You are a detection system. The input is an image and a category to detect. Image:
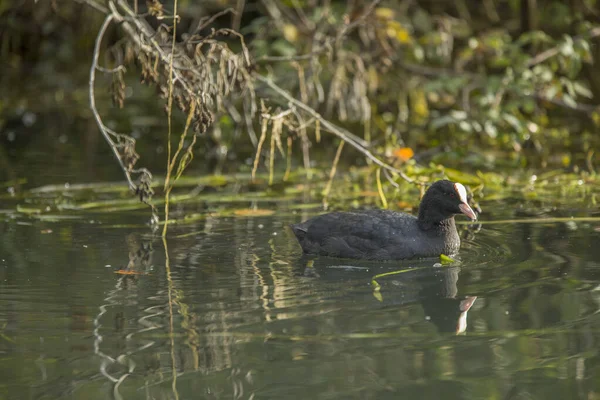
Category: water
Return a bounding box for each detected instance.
[2,202,600,400]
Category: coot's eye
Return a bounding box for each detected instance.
[449,192,455,198]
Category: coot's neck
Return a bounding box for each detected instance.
[417,197,457,232]
[417,215,456,232]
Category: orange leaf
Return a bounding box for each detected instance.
[393,147,414,161]
[233,209,275,217]
[396,201,413,209]
[114,270,147,275]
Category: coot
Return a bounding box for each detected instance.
[291,180,477,260]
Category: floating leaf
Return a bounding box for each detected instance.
[440,254,455,264]
[371,280,383,302]
[16,205,42,214]
[373,291,383,302]
[233,209,276,217]
[114,270,148,275]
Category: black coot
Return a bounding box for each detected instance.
[291,180,477,260]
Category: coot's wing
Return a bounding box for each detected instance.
[291,211,417,259]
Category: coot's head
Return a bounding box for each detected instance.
[418,180,477,224]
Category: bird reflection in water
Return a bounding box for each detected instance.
[300,258,477,335]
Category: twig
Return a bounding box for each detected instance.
[586,150,595,175]
[76,0,109,14]
[96,64,126,73]
[258,49,329,63]
[255,74,420,185]
[526,27,600,68]
[89,15,136,191]
[291,107,312,178]
[322,140,345,208]
[183,7,236,46]
[283,135,292,181]
[162,0,180,237]
[456,217,600,225]
[252,115,269,182]
[336,0,382,44]
[399,61,476,79]
[383,168,400,188]
[376,167,388,209]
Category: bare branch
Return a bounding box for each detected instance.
[89,15,136,191]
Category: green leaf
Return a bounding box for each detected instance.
[562,94,578,109]
[430,115,457,131]
[440,254,456,264]
[545,84,559,99]
[560,35,575,57]
[502,113,523,132]
[574,82,593,99]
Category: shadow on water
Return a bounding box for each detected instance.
[1,205,600,399]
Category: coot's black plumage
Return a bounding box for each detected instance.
[291,180,477,260]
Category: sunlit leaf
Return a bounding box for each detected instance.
[396,201,413,209]
[430,115,456,131]
[393,147,414,161]
[516,31,553,46]
[373,291,383,302]
[502,113,523,132]
[396,28,412,44]
[573,82,593,99]
[233,209,276,217]
[443,168,481,186]
[282,24,298,43]
[561,94,578,108]
[440,254,455,264]
[386,21,412,44]
[358,191,380,197]
[375,7,395,19]
[371,279,383,302]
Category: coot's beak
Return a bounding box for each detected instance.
[453,182,477,221]
[459,202,477,220]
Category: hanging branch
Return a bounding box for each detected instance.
[254,74,420,185]
[89,15,133,190]
[89,13,157,223]
[85,0,423,225]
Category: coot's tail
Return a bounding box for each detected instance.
[289,223,308,241]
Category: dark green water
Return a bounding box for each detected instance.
[2,198,600,400]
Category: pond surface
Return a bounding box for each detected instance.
[2,189,600,400]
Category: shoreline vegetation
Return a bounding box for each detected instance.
[1,0,599,228]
